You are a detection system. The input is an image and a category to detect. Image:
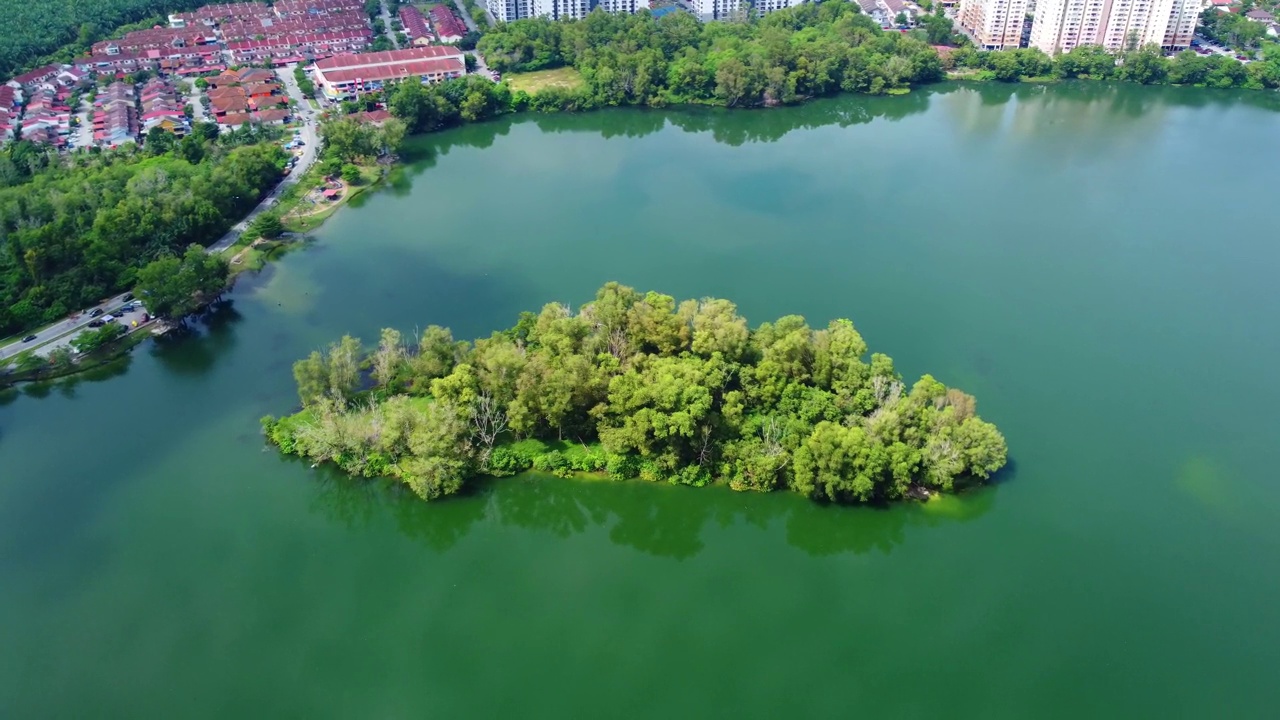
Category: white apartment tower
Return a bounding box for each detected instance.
[755,0,808,14]
[598,0,651,12]
[492,0,593,22]
[691,0,743,21]
[1029,0,1200,53]
[957,0,1031,50]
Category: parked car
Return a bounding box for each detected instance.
[22,334,36,342]
[90,308,104,317]
[102,315,116,323]
[119,304,134,313]
[88,319,105,328]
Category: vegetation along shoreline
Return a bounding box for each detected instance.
[262,283,1009,503]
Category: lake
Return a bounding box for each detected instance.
[3,82,1280,717]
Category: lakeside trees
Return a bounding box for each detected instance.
[0,128,286,335]
[477,5,945,108]
[134,244,229,320]
[263,284,1008,504]
[950,41,1280,90]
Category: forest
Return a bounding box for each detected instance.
[476,5,1280,108]
[477,4,946,107]
[0,0,206,78]
[0,124,287,335]
[262,284,1009,504]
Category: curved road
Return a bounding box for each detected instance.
[2,65,320,364]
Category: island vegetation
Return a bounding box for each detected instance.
[0,123,287,335]
[262,284,1008,504]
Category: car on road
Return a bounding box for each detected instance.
[90,308,104,317]
[123,293,133,301]
[22,334,36,342]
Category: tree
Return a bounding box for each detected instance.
[134,245,229,321]
[341,164,362,185]
[371,327,406,389]
[71,323,124,355]
[249,212,284,239]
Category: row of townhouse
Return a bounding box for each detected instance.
[218,9,369,43]
[0,86,18,140]
[92,27,218,57]
[140,77,189,136]
[75,46,226,78]
[399,6,432,43]
[310,46,467,101]
[428,6,467,44]
[93,82,139,148]
[0,65,90,145]
[273,0,365,17]
[205,67,290,129]
[21,88,73,148]
[225,29,373,66]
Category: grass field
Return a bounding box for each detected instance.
[506,67,585,94]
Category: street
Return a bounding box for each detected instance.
[189,80,208,123]
[452,0,479,33]
[379,0,401,49]
[2,64,322,365]
[206,64,319,254]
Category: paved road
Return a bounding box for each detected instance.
[0,293,132,362]
[73,97,93,150]
[33,304,153,359]
[453,0,480,33]
[189,81,208,123]
[2,66,322,365]
[206,66,319,254]
[379,0,400,49]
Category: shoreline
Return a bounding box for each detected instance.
[4,75,1273,388]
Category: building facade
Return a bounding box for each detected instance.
[957,0,1030,50]
[690,0,743,21]
[311,46,466,101]
[754,0,806,15]
[1028,0,1199,53]
[597,0,651,13]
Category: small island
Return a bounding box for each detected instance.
[263,283,1008,504]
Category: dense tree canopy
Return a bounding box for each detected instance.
[0,0,206,77]
[950,42,1280,90]
[134,243,229,320]
[0,127,287,335]
[478,4,945,108]
[263,284,1008,504]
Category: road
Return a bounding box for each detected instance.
[73,96,93,150]
[453,0,479,33]
[189,80,208,123]
[0,293,132,362]
[206,65,319,254]
[2,65,322,365]
[379,0,400,49]
[33,304,153,359]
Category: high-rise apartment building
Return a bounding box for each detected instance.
[957,0,1031,50]
[754,0,807,14]
[1028,0,1199,53]
[597,0,650,12]
[690,0,743,21]
[491,0,592,22]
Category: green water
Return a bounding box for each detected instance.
[3,83,1280,717]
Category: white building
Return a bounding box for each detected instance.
[1028,0,1199,53]
[598,0,651,12]
[690,0,743,21]
[755,0,807,15]
[957,0,1030,49]
[492,0,593,21]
